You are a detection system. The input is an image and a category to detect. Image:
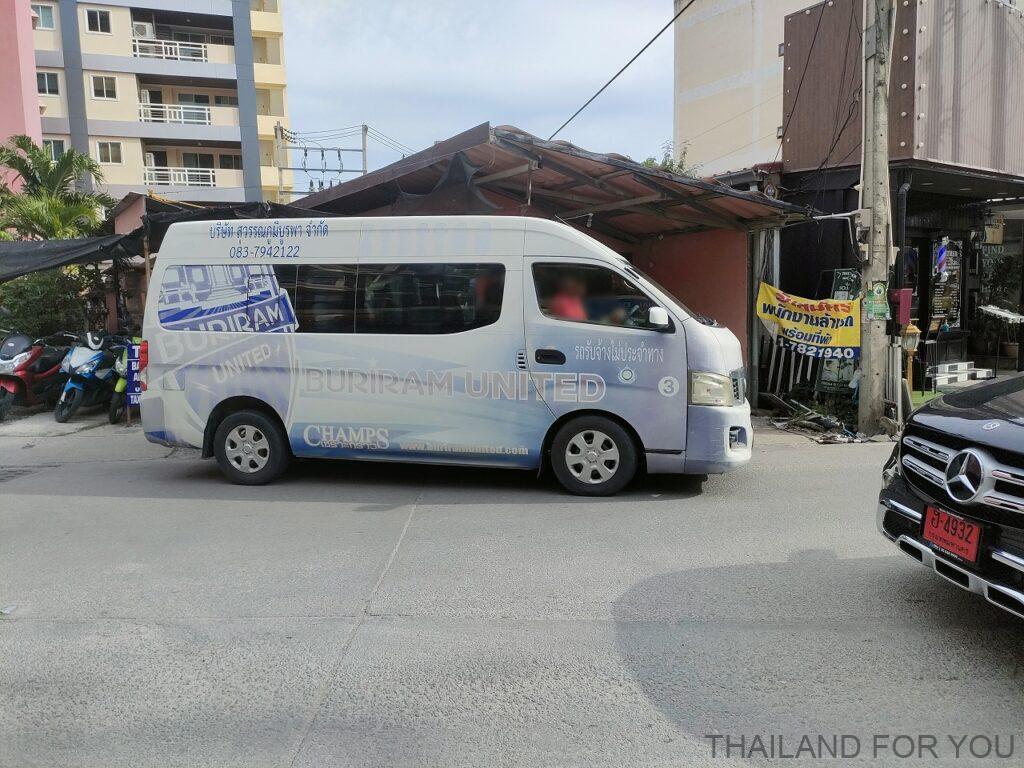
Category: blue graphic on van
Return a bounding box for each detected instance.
[158,264,297,333]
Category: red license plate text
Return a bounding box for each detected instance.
[923,506,980,563]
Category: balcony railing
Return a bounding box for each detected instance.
[133,37,208,62]
[144,166,216,187]
[138,103,212,125]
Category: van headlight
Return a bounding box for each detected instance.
[688,371,735,406]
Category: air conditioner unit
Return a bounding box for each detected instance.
[133,21,155,38]
[145,152,156,166]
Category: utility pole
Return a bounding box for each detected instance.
[857,0,895,435]
[274,122,284,203]
[361,124,368,175]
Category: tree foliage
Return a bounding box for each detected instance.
[0,135,114,336]
[642,140,700,177]
[0,134,114,208]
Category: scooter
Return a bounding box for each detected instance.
[108,337,141,424]
[54,333,128,423]
[0,331,75,421]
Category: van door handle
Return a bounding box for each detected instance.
[535,349,566,365]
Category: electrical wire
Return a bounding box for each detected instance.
[678,91,783,146]
[772,1,827,164]
[698,132,779,171]
[795,0,862,201]
[548,0,700,141]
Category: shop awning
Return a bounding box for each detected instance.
[0,234,128,282]
[0,201,316,283]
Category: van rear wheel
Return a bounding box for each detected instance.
[550,416,637,496]
[214,410,289,485]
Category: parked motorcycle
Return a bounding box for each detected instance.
[54,333,128,423]
[108,337,141,424]
[0,330,76,421]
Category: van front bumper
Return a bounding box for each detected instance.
[681,400,752,474]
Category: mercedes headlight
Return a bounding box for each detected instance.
[688,371,735,407]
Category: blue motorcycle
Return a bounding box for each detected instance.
[54,333,128,423]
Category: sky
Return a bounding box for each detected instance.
[282,0,675,195]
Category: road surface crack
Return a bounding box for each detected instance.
[286,489,423,766]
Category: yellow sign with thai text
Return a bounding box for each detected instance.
[756,282,861,359]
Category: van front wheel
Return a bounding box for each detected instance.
[214,410,289,485]
[550,416,637,496]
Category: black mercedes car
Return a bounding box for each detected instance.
[879,374,1024,619]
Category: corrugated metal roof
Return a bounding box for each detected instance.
[296,123,809,247]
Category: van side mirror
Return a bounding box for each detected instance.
[648,306,670,329]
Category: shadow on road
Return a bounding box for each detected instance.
[613,549,1024,764]
[7,449,708,505]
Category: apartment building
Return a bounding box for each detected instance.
[27,0,292,203]
[672,0,812,175]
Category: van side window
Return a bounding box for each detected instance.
[295,264,356,333]
[158,263,300,332]
[532,263,663,330]
[355,263,504,335]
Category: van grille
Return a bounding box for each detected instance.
[730,369,746,403]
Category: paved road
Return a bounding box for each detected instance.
[1,411,1022,767]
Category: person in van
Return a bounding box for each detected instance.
[548,274,589,322]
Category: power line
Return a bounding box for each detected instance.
[699,131,778,171]
[548,0,700,141]
[772,1,827,164]
[679,91,782,145]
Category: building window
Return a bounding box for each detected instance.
[182,152,215,169]
[91,75,117,100]
[208,34,234,46]
[42,139,65,160]
[31,4,55,29]
[97,141,122,164]
[219,155,242,170]
[36,71,59,95]
[85,8,111,33]
[214,94,239,107]
[177,93,211,105]
[172,31,205,43]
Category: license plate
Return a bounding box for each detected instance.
[923,506,980,563]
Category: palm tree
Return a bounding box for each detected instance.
[0,136,117,337]
[0,192,105,240]
[0,134,113,206]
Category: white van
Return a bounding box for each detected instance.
[140,216,751,495]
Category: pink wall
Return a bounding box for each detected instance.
[0,0,43,190]
[113,196,147,234]
[634,229,751,362]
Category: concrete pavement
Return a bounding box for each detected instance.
[1,420,1022,767]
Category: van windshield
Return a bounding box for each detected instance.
[621,263,718,327]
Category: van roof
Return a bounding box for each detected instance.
[165,215,629,263]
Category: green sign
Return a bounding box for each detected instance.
[866,280,889,320]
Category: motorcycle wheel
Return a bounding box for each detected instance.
[108,391,126,424]
[0,390,11,422]
[54,388,82,423]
